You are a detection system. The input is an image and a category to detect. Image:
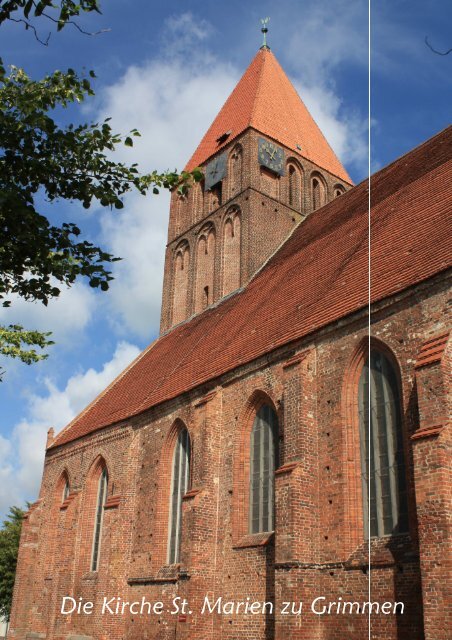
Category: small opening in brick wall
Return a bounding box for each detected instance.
[325,466,330,471]
[328,499,333,504]
[324,535,328,540]
[330,571,334,576]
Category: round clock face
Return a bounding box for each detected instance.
[258,138,285,175]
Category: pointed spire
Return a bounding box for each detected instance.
[260,17,270,50]
[185,48,351,183]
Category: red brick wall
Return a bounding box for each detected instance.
[10,275,450,640]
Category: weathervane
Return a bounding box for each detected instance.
[260,17,270,49]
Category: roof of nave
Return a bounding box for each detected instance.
[184,47,352,183]
[51,126,452,449]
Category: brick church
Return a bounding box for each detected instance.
[10,44,451,640]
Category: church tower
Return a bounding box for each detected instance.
[160,44,352,333]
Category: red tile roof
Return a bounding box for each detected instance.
[52,127,452,449]
[184,48,352,183]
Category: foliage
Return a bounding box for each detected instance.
[0,506,25,621]
[0,1,203,373]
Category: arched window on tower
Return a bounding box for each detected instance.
[312,174,326,211]
[195,228,215,313]
[91,467,108,571]
[168,428,191,564]
[288,163,302,210]
[249,405,279,534]
[229,145,243,197]
[222,213,241,296]
[333,184,345,198]
[172,243,190,325]
[358,350,408,538]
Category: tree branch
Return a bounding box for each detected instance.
[8,16,50,45]
[39,8,110,36]
[425,36,452,56]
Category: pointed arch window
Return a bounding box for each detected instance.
[249,405,279,534]
[195,229,215,313]
[359,350,408,538]
[172,243,190,325]
[312,176,326,210]
[222,213,241,296]
[288,164,302,210]
[229,145,243,197]
[91,467,108,571]
[168,428,191,564]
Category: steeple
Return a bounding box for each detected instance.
[160,47,352,334]
[185,47,351,183]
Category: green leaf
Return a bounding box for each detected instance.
[124,136,133,147]
[24,0,34,19]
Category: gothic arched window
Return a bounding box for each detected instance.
[334,184,345,198]
[249,405,279,534]
[229,145,243,197]
[288,164,302,210]
[222,213,241,296]
[91,467,108,571]
[172,243,190,325]
[312,175,326,210]
[195,228,215,313]
[168,428,191,564]
[358,350,408,538]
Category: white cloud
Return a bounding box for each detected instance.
[0,281,96,345]
[0,341,140,515]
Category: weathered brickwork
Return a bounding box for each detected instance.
[10,275,451,640]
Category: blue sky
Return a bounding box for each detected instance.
[0,0,450,518]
